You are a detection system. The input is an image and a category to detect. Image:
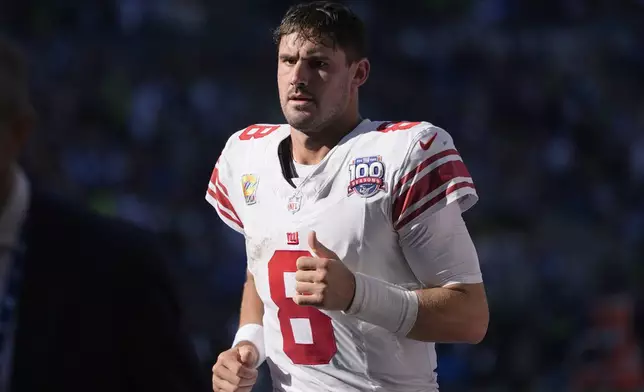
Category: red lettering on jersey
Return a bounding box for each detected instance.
[238,125,280,140]
[376,121,421,133]
[287,232,299,245]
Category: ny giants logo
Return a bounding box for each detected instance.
[286,232,299,245]
[348,156,387,198]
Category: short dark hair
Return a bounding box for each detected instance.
[0,35,33,122]
[272,1,367,63]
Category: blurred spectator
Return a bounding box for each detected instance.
[0,36,208,392]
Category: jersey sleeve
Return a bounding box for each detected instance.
[391,125,477,231]
[398,201,482,287]
[205,145,244,235]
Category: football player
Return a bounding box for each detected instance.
[207,2,489,391]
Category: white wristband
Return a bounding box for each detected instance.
[231,323,266,368]
[343,273,419,336]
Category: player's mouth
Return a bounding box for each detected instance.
[289,95,315,104]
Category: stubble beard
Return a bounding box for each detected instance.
[284,90,349,135]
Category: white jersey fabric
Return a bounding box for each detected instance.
[206,119,483,391]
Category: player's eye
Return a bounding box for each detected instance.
[311,60,328,69]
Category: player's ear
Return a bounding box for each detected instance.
[351,58,370,89]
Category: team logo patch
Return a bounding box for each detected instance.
[241,174,259,205]
[286,232,299,245]
[348,156,387,198]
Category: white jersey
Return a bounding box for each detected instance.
[206,119,482,391]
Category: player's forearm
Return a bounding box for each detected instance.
[408,283,488,344]
[232,270,267,367]
[346,273,487,344]
[238,270,264,327]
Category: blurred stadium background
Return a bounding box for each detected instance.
[2,0,643,391]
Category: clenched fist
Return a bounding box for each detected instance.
[294,231,356,311]
[212,342,258,392]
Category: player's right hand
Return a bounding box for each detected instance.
[212,342,259,392]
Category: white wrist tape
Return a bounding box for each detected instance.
[343,273,419,336]
[231,323,266,368]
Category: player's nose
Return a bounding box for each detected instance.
[290,61,310,87]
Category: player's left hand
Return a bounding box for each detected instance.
[294,231,356,311]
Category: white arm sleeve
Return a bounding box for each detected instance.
[398,201,483,287]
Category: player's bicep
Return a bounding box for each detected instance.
[398,202,482,287]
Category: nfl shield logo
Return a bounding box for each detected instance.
[287,192,303,214]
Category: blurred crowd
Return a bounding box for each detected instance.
[2,0,643,390]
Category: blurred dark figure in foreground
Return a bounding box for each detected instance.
[0,36,208,392]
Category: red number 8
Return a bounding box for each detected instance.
[268,250,337,365]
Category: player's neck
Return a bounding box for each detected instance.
[291,113,363,165]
